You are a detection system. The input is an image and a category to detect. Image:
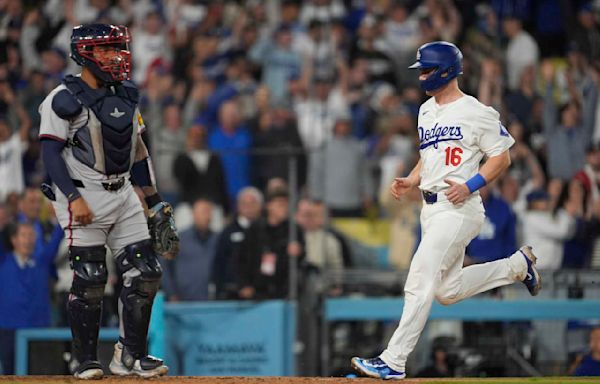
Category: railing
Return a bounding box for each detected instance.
[13,265,600,375]
[311,268,600,376]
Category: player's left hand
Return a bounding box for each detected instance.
[444,179,470,205]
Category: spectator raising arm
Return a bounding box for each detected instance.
[542,60,558,136]
[39,223,64,265]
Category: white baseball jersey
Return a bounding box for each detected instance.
[379,94,527,373]
[38,83,145,183]
[417,95,515,193]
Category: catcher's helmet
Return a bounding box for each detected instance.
[70,24,131,84]
[409,41,463,92]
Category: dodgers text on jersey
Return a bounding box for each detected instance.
[418,123,464,149]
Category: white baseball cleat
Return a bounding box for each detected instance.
[351,356,406,380]
[519,245,541,296]
[70,359,104,380]
[109,343,168,378]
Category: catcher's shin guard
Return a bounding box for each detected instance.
[116,239,162,359]
[67,246,108,367]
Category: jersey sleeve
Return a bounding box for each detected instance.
[476,106,515,157]
[38,90,69,142]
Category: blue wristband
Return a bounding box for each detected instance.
[465,173,486,193]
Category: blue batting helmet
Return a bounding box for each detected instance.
[70,24,131,84]
[408,41,463,92]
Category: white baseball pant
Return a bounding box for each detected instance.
[379,194,527,372]
[52,179,150,257]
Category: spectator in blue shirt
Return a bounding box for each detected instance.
[466,185,517,264]
[208,100,252,205]
[16,188,60,292]
[0,221,63,374]
[160,199,219,302]
[574,326,600,376]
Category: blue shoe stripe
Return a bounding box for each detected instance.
[352,357,406,379]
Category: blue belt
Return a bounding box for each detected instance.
[422,191,438,204]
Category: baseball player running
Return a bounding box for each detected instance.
[351,41,541,380]
[38,24,179,379]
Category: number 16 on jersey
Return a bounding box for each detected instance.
[445,147,463,166]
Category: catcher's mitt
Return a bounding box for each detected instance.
[147,201,179,260]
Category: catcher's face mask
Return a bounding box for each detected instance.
[71,24,131,84]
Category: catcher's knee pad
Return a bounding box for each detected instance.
[116,239,162,358]
[117,239,162,285]
[70,245,109,301]
[67,245,108,364]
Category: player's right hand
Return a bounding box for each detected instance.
[390,177,415,200]
[71,197,94,225]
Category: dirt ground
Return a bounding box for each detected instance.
[2,377,600,384]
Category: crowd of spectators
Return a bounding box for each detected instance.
[2,0,600,375]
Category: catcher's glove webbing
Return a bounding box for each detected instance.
[147,201,179,260]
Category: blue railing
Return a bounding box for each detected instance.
[14,298,600,376]
[324,298,600,321]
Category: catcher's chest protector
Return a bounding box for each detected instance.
[63,75,139,175]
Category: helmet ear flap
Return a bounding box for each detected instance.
[439,65,455,79]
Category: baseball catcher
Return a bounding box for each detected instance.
[38,23,178,379]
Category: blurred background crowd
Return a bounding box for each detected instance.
[2,0,600,378]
